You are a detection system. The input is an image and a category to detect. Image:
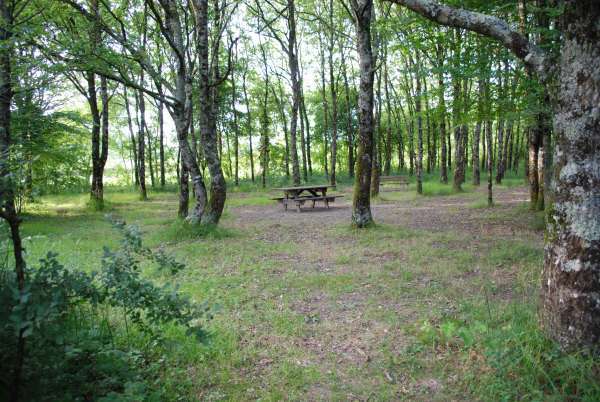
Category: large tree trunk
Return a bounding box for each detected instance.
[351,0,375,228]
[196,0,226,224]
[541,2,600,352]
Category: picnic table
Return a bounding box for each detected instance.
[271,184,343,212]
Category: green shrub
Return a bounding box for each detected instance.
[0,216,211,401]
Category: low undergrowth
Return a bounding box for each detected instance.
[0,216,211,401]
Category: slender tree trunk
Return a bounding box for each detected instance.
[328,0,338,185]
[157,77,165,187]
[179,150,189,218]
[301,86,312,176]
[341,42,355,178]
[231,57,240,186]
[414,52,423,194]
[258,42,270,188]
[287,0,301,185]
[123,87,139,186]
[272,82,290,178]
[528,127,540,209]
[146,118,155,187]
[452,78,464,191]
[136,89,148,200]
[383,50,393,176]
[87,72,103,207]
[437,42,448,184]
[370,68,381,197]
[318,31,330,179]
[242,68,255,183]
[486,120,493,206]
[496,119,505,184]
[299,79,308,181]
[351,0,375,228]
[472,78,484,185]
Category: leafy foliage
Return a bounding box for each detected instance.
[0,216,210,400]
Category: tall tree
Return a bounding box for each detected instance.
[386,0,600,355]
[349,0,375,228]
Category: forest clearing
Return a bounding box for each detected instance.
[18,180,558,400]
[1,0,599,400]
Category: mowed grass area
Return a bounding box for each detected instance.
[16,179,600,401]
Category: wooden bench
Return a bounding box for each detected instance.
[272,195,344,212]
[379,175,409,191]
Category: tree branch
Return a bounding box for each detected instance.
[383,0,547,77]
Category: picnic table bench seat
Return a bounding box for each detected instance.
[273,194,344,212]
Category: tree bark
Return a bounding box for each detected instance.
[195,0,227,224]
[541,2,600,352]
[351,0,375,228]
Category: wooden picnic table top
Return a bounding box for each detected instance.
[273,184,336,191]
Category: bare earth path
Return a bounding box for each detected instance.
[189,185,543,400]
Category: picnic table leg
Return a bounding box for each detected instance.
[312,200,316,208]
[296,202,302,213]
[325,199,329,209]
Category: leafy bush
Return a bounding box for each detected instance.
[0,216,211,401]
